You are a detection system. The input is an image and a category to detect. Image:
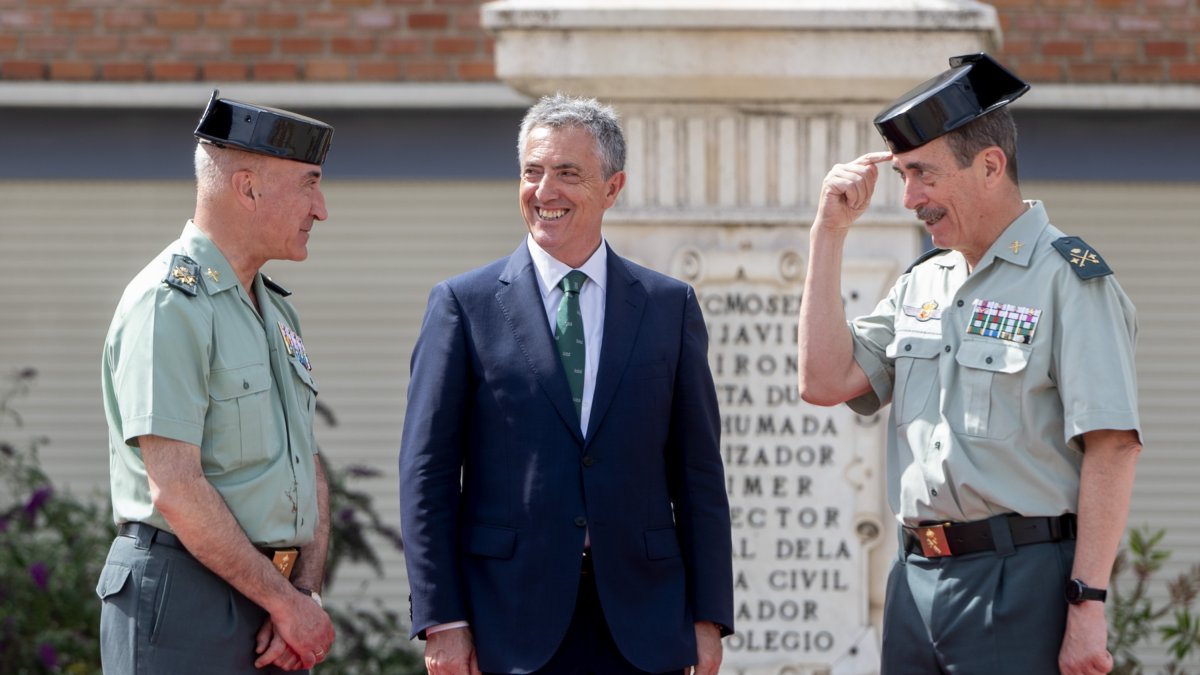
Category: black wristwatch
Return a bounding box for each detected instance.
[1065,578,1107,604]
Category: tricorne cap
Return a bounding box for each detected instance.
[194,89,334,165]
[873,53,1030,154]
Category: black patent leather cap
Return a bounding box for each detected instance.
[873,53,1030,154]
[194,89,333,165]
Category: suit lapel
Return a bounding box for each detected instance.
[494,243,584,444]
[586,251,646,445]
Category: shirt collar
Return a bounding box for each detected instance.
[983,200,1050,269]
[526,234,608,298]
[180,220,240,295]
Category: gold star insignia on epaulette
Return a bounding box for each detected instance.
[172,266,197,287]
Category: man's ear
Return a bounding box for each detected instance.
[231,170,258,212]
[979,146,1008,187]
[603,170,626,208]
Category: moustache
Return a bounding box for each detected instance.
[916,206,946,223]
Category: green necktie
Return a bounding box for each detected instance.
[556,270,587,420]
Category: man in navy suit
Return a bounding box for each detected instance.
[399,94,734,675]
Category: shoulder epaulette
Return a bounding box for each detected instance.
[905,248,949,274]
[1051,236,1112,280]
[163,254,200,296]
[262,275,292,297]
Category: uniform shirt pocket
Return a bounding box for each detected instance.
[208,364,272,466]
[954,338,1032,438]
[885,334,942,425]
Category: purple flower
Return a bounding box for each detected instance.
[0,515,8,533]
[29,561,50,590]
[37,642,57,669]
[23,486,52,516]
[338,508,355,523]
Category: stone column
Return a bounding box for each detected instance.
[483,2,999,673]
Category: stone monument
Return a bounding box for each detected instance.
[483,2,1000,672]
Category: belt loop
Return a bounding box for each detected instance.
[990,514,1016,557]
[132,523,155,550]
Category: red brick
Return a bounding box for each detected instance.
[178,0,222,5]
[0,35,16,53]
[25,34,69,54]
[356,61,401,79]
[153,62,198,80]
[404,60,449,80]
[282,37,323,54]
[156,10,198,30]
[232,37,273,55]
[1145,0,1188,7]
[28,0,66,6]
[482,36,494,54]
[253,62,299,80]
[1094,0,1137,7]
[205,11,246,29]
[257,11,298,29]
[1066,62,1113,82]
[999,37,1034,57]
[126,35,172,54]
[305,11,350,29]
[76,35,121,54]
[1118,64,1166,82]
[1146,41,1188,58]
[1015,62,1063,82]
[331,37,374,54]
[1016,14,1059,32]
[457,60,495,81]
[455,8,481,30]
[382,37,424,55]
[408,12,449,30]
[331,0,372,6]
[1168,63,1200,82]
[1042,40,1085,58]
[102,62,147,80]
[52,9,93,29]
[105,10,147,29]
[987,0,1035,6]
[997,13,1014,33]
[3,60,45,78]
[436,0,477,5]
[1116,15,1164,32]
[202,61,248,80]
[434,37,476,55]
[1065,14,1112,32]
[305,60,350,80]
[1091,39,1138,59]
[384,0,424,4]
[0,10,43,28]
[49,60,95,80]
[354,10,396,29]
[1042,0,1086,7]
[177,33,223,55]
[229,0,272,6]
[1178,16,1200,32]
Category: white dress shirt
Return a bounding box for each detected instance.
[526,234,607,437]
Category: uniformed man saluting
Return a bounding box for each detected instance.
[797,54,1142,675]
[98,92,336,673]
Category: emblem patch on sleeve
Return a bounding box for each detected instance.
[902,300,943,322]
[1052,237,1112,280]
[966,299,1041,345]
[163,254,200,296]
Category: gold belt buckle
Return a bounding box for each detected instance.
[271,548,299,579]
[918,523,953,558]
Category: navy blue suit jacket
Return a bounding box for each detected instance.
[399,242,733,673]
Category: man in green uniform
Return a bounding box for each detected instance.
[797,54,1142,674]
[97,92,336,674]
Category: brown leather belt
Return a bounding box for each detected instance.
[902,514,1077,558]
[118,521,298,579]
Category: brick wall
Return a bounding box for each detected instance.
[1,0,1197,84]
[0,0,494,82]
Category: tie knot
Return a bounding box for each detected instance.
[559,270,587,295]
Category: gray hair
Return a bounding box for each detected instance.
[194,142,264,198]
[944,106,1020,184]
[517,93,626,178]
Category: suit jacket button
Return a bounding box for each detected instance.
[574,516,587,527]
[582,455,594,467]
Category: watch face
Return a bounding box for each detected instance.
[1066,579,1084,602]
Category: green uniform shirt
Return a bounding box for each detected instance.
[848,201,1140,525]
[102,221,320,547]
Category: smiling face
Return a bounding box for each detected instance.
[519,125,625,268]
[256,158,328,262]
[891,136,990,256]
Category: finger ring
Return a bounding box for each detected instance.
[315,649,325,658]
